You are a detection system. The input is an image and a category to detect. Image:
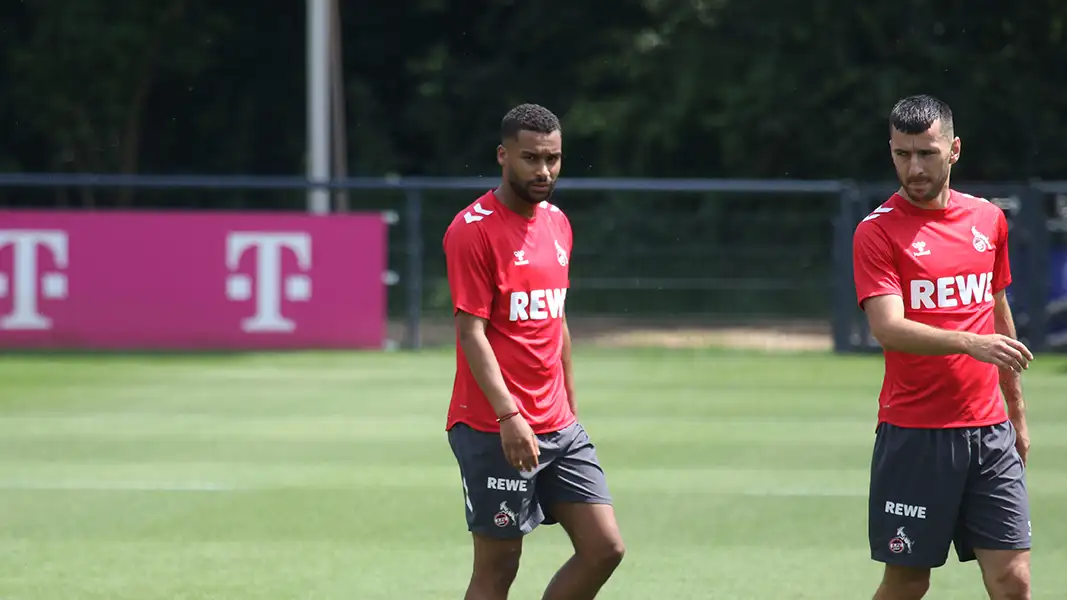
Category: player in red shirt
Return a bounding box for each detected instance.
[442,104,624,600]
[853,95,1033,600]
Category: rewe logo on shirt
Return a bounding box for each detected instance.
[509,288,567,322]
[910,272,994,310]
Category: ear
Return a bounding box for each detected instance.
[496,144,506,167]
[949,137,961,164]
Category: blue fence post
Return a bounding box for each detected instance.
[832,182,857,350]
[832,182,861,353]
[1021,183,1050,352]
[404,189,424,350]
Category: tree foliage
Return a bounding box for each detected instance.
[1,0,1064,185]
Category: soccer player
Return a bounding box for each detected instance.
[441,103,625,600]
[853,94,1033,600]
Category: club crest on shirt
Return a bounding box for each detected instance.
[971,226,994,253]
[554,240,569,267]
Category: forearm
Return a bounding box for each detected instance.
[873,318,976,356]
[994,306,1026,421]
[1000,367,1025,419]
[458,331,519,417]
[562,318,576,414]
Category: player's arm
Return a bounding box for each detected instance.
[993,291,1025,413]
[993,292,1030,464]
[443,224,520,419]
[863,294,976,355]
[853,221,1031,368]
[455,311,520,418]
[989,211,1029,462]
[853,224,973,354]
[561,314,577,417]
[863,293,1031,371]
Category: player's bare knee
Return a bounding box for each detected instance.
[576,535,625,572]
[472,540,522,593]
[880,565,930,599]
[989,564,1030,600]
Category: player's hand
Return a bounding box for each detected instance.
[966,334,1033,372]
[499,414,540,472]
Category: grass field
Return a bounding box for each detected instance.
[0,346,1065,599]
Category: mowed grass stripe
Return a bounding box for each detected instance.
[0,349,1064,599]
[2,463,1067,497]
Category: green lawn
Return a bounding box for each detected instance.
[0,347,1064,599]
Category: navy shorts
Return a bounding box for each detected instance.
[868,420,1031,567]
[447,422,613,539]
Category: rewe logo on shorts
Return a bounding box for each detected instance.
[509,288,567,322]
[885,501,927,520]
[909,272,994,310]
[487,477,528,492]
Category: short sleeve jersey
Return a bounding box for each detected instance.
[442,190,576,434]
[852,191,1012,429]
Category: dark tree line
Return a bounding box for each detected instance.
[1,0,1064,186]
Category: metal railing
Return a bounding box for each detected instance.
[1,173,1063,353]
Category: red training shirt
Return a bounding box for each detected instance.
[442,190,576,434]
[853,190,1012,429]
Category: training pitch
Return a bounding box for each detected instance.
[0,346,1064,599]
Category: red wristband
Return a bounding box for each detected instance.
[496,411,519,423]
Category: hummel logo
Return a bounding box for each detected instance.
[464,203,494,224]
[912,241,930,257]
[514,250,528,266]
[863,206,894,222]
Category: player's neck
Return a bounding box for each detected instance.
[494,186,537,219]
[899,186,952,210]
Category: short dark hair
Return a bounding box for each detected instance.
[501,103,561,141]
[890,94,954,138]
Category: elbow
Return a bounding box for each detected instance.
[457,325,486,352]
[457,328,477,350]
[868,323,895,351]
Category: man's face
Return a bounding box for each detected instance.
[889,119,960,203]
[497,129,562,204]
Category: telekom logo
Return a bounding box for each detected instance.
[0,230,69,331]
[225,232,312,333]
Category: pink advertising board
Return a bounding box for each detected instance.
[0,211,389,350]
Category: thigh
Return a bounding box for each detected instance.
[954,420,1031,562]
[548,502,625,557]
[448,423,545,539]
[535,423,613,525]
[868,423,969,568]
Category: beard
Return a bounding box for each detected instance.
[901,167,949,202]
[507,171,555,204]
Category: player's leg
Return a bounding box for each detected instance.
[467,534,524,600]
[541,503,624,600]
[974,549,1030,600]
[867,423,970,599]
[873,566,931,600]
[954,421,1031,600]
[535,423,624,600]
[448,423,547,599]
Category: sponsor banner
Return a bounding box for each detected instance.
[0,211,389,350]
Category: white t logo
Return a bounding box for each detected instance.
[0,230,69,330]
[225,232,312,333]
